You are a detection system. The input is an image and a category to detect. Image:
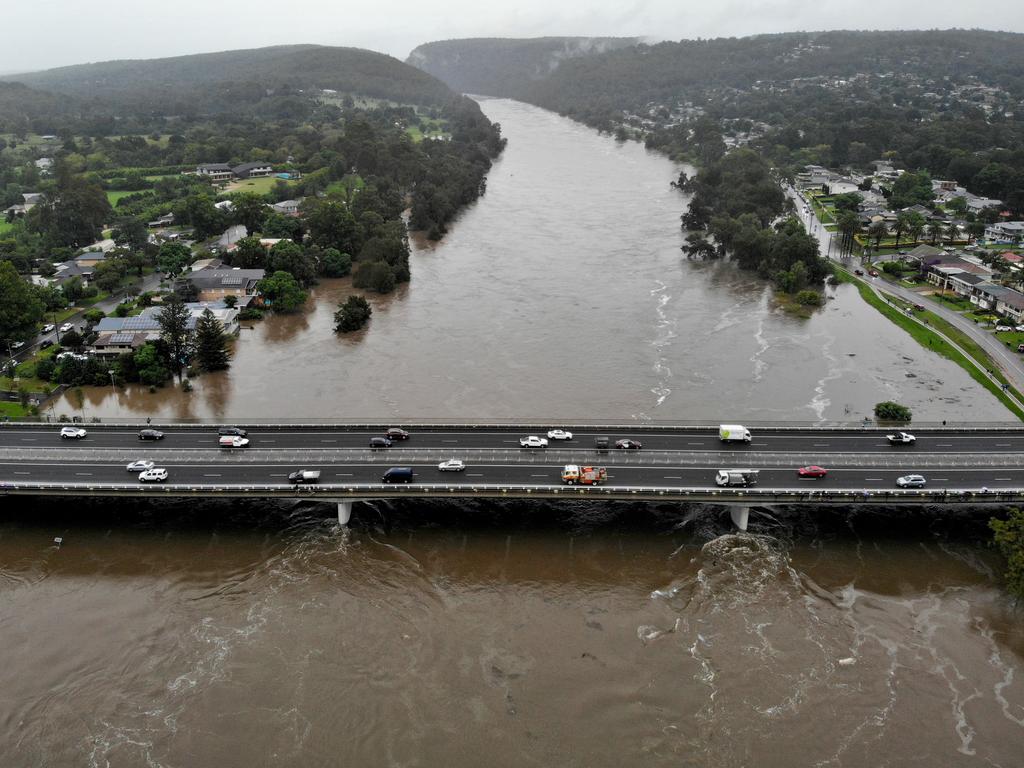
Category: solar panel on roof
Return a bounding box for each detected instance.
[109,333,135,344]
[221,276,244,286]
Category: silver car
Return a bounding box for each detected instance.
[896,474,926,488]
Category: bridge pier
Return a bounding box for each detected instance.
[729,506,750,532]
[331,499,373,526]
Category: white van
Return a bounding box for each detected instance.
[719,424,752,443]
[219,435,250,448]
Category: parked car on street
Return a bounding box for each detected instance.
[60,426,87,439]
[896,474,926,488]
[139,468,168,483]
[11,341,24,350]
[59,323,73,333]
[995,325,1013,332]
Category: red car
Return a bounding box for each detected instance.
[385,428,410,440]
[868,269,879,277]
[797,465,828,478]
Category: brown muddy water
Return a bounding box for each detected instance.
[9,99,1022,766]
[1,500,1022,767]
[50,98,1008,423]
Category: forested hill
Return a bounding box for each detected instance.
[406,37,641,97]
[2,45,456,114]
[0,82,88,129]
[523,29,1024,126]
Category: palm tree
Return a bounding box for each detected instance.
[868,221,889,250]
[927,221,945,245]
[945,222,959,245]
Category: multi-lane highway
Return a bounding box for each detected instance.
[2,423,1024,499]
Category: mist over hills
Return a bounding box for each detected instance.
[407,37,641,98]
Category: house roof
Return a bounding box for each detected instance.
[186,268,265,291]
[908,244,944,259]
[232,161,272,173]
[996,290,1024,311]
[198,163,232,172]
[949,272,987,286]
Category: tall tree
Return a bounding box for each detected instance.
[157,296,192,379]
[257,271,307,313]
[334,294,372,333]
[157,241,193,277]
[194,308,231,371]
[0,261,45,344]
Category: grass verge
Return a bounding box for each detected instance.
[846,278,1024,420]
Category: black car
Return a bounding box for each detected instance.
[218,426,248,437]
[40,339,53,349]
[369,437,393,449]
[385,428,410,440]
[615,439,643,450]
[138,429,165,441]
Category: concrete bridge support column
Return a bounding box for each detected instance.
[729,506,750,532]
[331,499,373,526]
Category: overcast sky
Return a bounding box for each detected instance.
[5,0,1024,74]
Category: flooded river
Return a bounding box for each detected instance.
[7,99,1022,766]
[51,98,1008,423]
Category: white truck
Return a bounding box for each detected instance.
[719,424,752,443]
[886,431,916,445]
[288,470,320,485]
[715,469,760,487]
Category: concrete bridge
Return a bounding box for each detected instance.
[2,420,1022,529]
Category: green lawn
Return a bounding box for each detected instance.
[106,190,137,205]
[224,176,288,195]
[0,401,31,418]
[0,219,14,234]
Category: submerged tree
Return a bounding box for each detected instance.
[990,508,1024,600]
[194,308,231,371]
[334,295,372,333]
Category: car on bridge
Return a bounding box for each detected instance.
[369,437,392,449]
[520,436,548,449]
[138,429,164,441]
[615,439,643,450]
[138,468,168,483]
[382,467,415,483]
[547,429,573,441]
[438,459,466,472]
[385,428,410,440]
[59,426,87,439]
[797,465,828,478]
[896,474,926,488]
[126,460,155,472]
[288,470,320,484]
[218,426,248,437]
[886,432,916,445]
[219,436,249,448]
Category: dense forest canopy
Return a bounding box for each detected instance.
[407,37,641,97]
[1,45,456,116]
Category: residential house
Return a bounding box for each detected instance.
[231,162,273,179]
[4,192,43,219]
[214,224,248,252]
[185,266,265,302]
[270,199,301,216]
[985,221,1024,243]
[88,302,241,356]
[196,163,233,182]
[924,256,994,291]
[828,176,860,195]
[147,212,175,228]
[966,194,1003,214]
[996,290,1024,322]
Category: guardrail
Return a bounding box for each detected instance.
[4,418,1024,432]
[2,480,1022,505]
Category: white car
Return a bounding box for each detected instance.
[139,468,168,483]
[59,426,87,439]
[1015,325,1024,332]
[519,435,549,449]
[896,474,926,488]
[546,429,573,441]
[59,323,74,333]
[126,459,155,472]
[995,325,1013,332]
[438,459,466,472]
[42,324,55,333]
[11,341,24,350]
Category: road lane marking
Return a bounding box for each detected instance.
[466,473,484,477]
[261,440,276,444]
[814,443,829,447]
[865,478,883,481]
[21,438,36,442]
[996,477,1012,481]
[203,473,222,477]
[932,478,948,481]
[530,474,547,477]
[14,471,30,475]
[334,473,353,476]
[937,444,952,447]
[442,439,459,443]
[687,442,703,446]
[74,472,92,476]
[269,473,286,477]
[664,475,682,479]
[996,444,1011,447]
[320,439,337,443]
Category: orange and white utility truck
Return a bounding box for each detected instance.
[561,464,608,485]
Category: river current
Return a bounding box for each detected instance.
[4,100,1022,766]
